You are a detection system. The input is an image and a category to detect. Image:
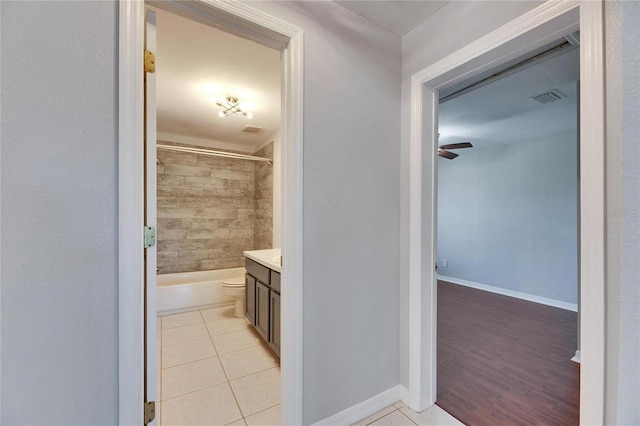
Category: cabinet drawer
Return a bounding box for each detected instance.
[270,270,281,293]
[246,258,270,284]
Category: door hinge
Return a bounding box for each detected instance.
[144,401,156,424]
[144,50,156,73]
[144,226,156,248]
[435,262,438,272]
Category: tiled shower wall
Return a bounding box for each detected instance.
[254,143,273,249]
[157,142,273,274]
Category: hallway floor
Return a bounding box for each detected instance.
[157,306,281,425]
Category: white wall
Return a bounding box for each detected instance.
[437,131,578,305]
[399,0,544,389]
[1,1,118,424]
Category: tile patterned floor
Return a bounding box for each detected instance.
[158,306,462,426]
[157,306,281,426]
[351,402,464,426]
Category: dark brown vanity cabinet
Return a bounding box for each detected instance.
[245,258,281,358]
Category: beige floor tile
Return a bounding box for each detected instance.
[162,311,203,329]
[162,337,216,369]
[205,317,251,336]
[244,405,281,426]
[162,357,227,400]
[161,382,242,426]
[201,305,236,322]
[157,336,162,370]
[229,367,280,417]
[352,405,397,426]
[157,402,161,426]
[399,406,464,426]
[212,327,261,355]
[393,401,406,409]
[224,419,247,426]
[157,317,162,330]
[162,323,208,346]
[369,410,416,426]
[219,344,278,380]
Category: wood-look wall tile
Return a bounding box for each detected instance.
[158,175,185,186]
[157,207,198,219]
[158,186,203,198]
[164,164,210,177]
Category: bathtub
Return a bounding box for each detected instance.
[157,267,245,315]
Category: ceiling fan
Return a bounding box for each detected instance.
[438,142,473,159]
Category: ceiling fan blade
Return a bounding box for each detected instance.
[438,142,473,150]
[438,150,459,160]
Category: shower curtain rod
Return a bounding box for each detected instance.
[157,144,272,165]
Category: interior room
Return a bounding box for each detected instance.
[151,6,283,425]
[2,1,638,426]
[436,37,580,424]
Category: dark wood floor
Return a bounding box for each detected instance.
[436,280,579,426]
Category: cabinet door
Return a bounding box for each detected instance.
[269,291,281,358]
[255,281,270,342]
[245,274,256,325]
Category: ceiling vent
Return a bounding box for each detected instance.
[529,89,567,104]
[242,125,263,134]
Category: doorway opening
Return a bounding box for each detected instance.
[435,36,580,424]
[150,4,283,424]
[407,2,605,424]
[118,1,303,424]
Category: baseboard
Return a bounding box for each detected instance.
[312,385,404,426]
[571,350,581,363]
[437,275,578,312]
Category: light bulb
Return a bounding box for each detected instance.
[246,112,253,119]
[218,110,225,117]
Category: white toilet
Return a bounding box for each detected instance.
[222,276,246,318]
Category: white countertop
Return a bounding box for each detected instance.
[243,248,282,273]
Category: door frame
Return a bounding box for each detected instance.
[407,1,605,424]
[118,1,304,424]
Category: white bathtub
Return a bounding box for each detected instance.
[157,267,245,315]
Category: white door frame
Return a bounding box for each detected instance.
[407,1,605,424]
[118,1,304,424]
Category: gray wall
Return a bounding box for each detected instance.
[606,0,640,423]
[1,1,118,424]
[437,131,578,304]
[247,2,402,423]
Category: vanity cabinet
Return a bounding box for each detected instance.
[245,258,281,358]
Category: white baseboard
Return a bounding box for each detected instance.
[312,385,405,426]
[437,275,578,312]
[571,350,581,363]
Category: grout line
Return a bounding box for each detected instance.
[396,408,418,426]
[202,309,245,420]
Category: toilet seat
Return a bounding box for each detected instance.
[222,276,245,287]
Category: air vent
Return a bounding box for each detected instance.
[529,89,567,104]
[242,125,263,134]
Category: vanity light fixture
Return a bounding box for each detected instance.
[216,96,253,119]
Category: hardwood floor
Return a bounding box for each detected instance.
[436,280,579,426]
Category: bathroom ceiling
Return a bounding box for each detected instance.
[438,46,580,152]
[333,0,450,35]
[152,6,281,152]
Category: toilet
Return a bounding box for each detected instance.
[222,276,246,318]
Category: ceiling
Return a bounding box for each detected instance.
[333,0,450,35]
[438,46,580,152]
[153,6,281,152]
[153,3,578,156]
